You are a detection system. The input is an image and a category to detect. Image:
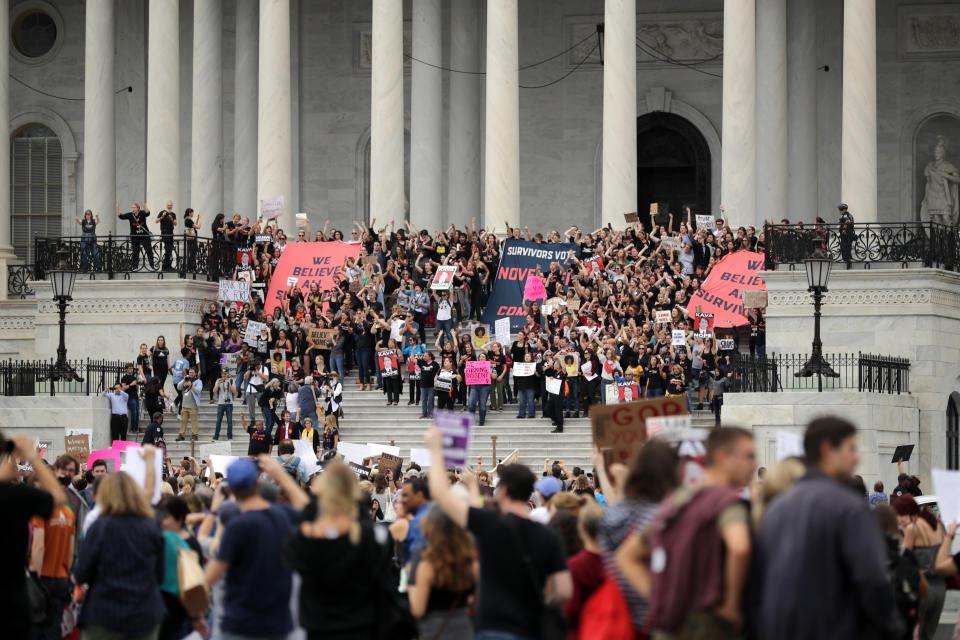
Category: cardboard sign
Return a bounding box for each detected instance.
[377,350,399,377]
[523,275,547,300]
[471,323,489,349]
[513,362,536,377]
[349,279,363,293]
[718,338,736,351]
[624,211,640,223]
[649,202,659,215]
[696,214,714,229]
[244,320,267,346]
[494,317,511,347]
[465,361,491,385]
[295,212,308,228]
[431,266,457,290]
[64,434,90,464]
[654,310,671,324]
[378,452,404,473]
[361,255,378,268]
[219,279,251,303]
[591,396,689,464]
[309,327,336,350]
[434,411,472,468]
[260,196,284,220]
[671,329,686,346]
[742,289,768,309]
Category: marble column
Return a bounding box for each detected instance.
[447,0,481,228]
[83,0,115,233]
[257,0,293,232]
[484,0,519,233]
[146,0,180,230]
[370,0,405,227]
[233,0,258,221]
[755,0,786,226]
[602,0,637,228]
[410,0,443,230]
[720,0,756,227]
[191,0,223,220]
[841,0,877,222]
[0,0,11,299]
[787,0,818,223]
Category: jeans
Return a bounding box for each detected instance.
[127,393,141,432]
[518,388,535,418]
[503,371,514,403]
[261,406,274,433]
[436,318,453,344]
[215,403,233,438]
[565,378,580,413]
[80,235,100,271]
[468,385,491,424]
[648,388,665,398]
[600,379,611,404]
[300,410,319,428]
[357,348,372,384]
[234,371,246,398]
[34,576,70,640]
[331,355,345,381]
[421,386,435,417]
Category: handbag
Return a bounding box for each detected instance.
[501,515,567,640]
[176,546,209,618]
[579,578,637,640]
[26,569,58,627]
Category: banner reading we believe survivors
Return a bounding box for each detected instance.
[265,241,362,314]
[480,238,579,331]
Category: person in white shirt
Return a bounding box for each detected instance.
[432,290,454,345]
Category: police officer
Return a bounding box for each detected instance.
[838,203,855,268]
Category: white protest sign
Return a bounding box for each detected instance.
[512,362,536,377]
[337,442,372,465]
[541,304,552,316]
[932,470,960,526]
[776,431,805,461]
[209,455,240,477]
[494,317,511,347]
[293,439,321,477]
[218,279,250,303]
[410,447,432,468]
[718,338,736,351]
[696,214,714,228]
[123,447,163,504]
[545,378,562,395]
[366,442,401,457]
[661,237,680,252]
[671,330,686,346]
[431,266,457,291]
[655,310,672,324]
[390,319,404,342]
[198,441,232,460]
[286,276,298,287]
[295,212,308,228]
[260,196,284,220]
[646,415,693,439]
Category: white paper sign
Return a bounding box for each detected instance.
[295,212,308,228]
[512,362,536,377]
[646,415,693,438]
[655,310,672,324]
[286,276,298,287]
[293,439,321,477]
[671,330,686,346]
[123,447,163,504]
[209,455,240,477]
[776,431,805,461]
[410,447,432,468]
[337,442,372,465]
[495,317,511,347]
[696,215,714,228]
[718,338,736,351]
[932,470,960,526]
[545,378,562,395]
[366,442,401,457]
[198,441,232,460]
[390,319,404,342]
[219,279,251,302]
[541,304,552,316]
[260,196,284,220]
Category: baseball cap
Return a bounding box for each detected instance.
[535,476,562,499]
[227,458,260,491]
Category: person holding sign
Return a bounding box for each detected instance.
[435,357,461,412]
[544,359,567,433]
[466,353,492,426]
[514,352,540,419]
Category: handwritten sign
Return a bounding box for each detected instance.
[377,452,404,474]
[218,279,250,303]
[494,317,511,347]
[671,329,686,346]
[431,266,457,290]
[260,196,284,220]
[361,255,378,268]
[465,361,491,385]
[523,275,547,300]
[742,289,768,308]
[718,338,736,351]
[434,410,472,467]
[661,237,680,252]
[654,310,671,324]
[776,431,805,461]
[592,396,689,464]
[198,441,232,460]
[295,212,308,228]
[512,362,536,377]
[243,321,267,346]
[64,434,90,465]
[649,202,659,215]
[309,327,336,349]
[696,214,714,228]
[624,211,639,223]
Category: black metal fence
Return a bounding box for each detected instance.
[728,352,910,394]
[0,359,129,396]
[764,221,960,271]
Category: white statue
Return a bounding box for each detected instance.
[920,135,960,227]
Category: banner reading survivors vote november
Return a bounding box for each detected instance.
[480,238,579,331]
[265,241,362,314]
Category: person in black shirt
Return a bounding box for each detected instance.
[141,412,168,473]
[184,208,202,271]
[155,202,177,271]
[118,202,155,270]
[241,414,271,455]
[136,343,153,381]
[75,209,101,271]
[120,363,141,433]
[418,352,439,419]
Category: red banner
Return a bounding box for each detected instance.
[265,241,362,315]
[685,251,766,327]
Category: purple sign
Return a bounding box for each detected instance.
[433,410,472,468]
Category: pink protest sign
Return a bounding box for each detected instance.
[523,275,547,300]
[465,360,491,385]
[88,440,141,471]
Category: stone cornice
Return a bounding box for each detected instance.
[37,298,205,315]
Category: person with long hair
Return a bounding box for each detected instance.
[894,494,947,640]
[151,335,171,391]
[283,462,394,640]
[408,505,477,639]
[156,495,204,640]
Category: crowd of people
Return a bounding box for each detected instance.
[4,414,959,640]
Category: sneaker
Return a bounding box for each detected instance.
[550,427,563,433]
[213,436,219,441]
[407,400,414,405]
[479,420,485,426]
[516,415,524,419]
[176,435,185,441]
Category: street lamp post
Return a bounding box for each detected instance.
[796,252,839,392]
[48,247,83,383]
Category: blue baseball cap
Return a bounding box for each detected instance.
[227,458,259,491]
[535,476,562,499]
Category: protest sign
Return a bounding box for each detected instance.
[471,323,489,349]
[480,239,579,331]
[624,211,640,223]
[286,276,298,287]
[586,256,604,275]
[123,446,163,504]
[237,248,253,269]
[349,462,372,478]
[776,431,805,461]
[243,320,267,346]
[545,296,566,308]
[562,352,580,377]
[605,382,641,404]
[431,266,457,290]
[494,317,511,347]
[892,444,915,463]
[696,214,714,228]
[687,251,765,326]
[265,241,362,314]
[337,442,372,466]
[932,470,960,525]
[646,414,693,438]
[523,274,547,300]
[218,279,250,303]
[512,362,536,377]
[465,361,491,385]
[295,212,308,228]
[661,237,680,252]
[671,329,686,346]
[260,196,284,220]
[591,396,689,464]
[410,447,432,468]
[390,319,404,342]
[378,452,404,473]
[308,327,336,349]
[198,441,232,461]
[435,371,453,392]
[361,255,378,268]
[269,350,286,375]
[694,311,715,336]
[254,234,273,244]
[64,434,90,465]
[655,310,671,324]
[545,377,562,395]
[209,455,239,477]
[367,442,401,457]
[293,439,321,477]
[541,304,552,316]
[718,338,736,351]
[434,411,472,468]
[377,350,399,377]
[649,202,659,215]
[742,289,768,309]
[349,279,363,293]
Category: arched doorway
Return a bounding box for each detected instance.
[637,112,710,230]
[948,392,960,470]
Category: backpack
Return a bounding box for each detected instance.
[282,456,301,479]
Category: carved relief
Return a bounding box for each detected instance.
[900,5,960,58]
[769,288,942,308]
[36,298,204,315]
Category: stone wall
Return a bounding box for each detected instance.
[0,395,111,460]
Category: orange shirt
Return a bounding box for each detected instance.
[30,505,76,578]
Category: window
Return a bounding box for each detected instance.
[11,124,61,262]
[12,9,56,58]
[949,394,960,471]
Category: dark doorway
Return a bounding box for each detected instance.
[948,392,960,470]
[637,112,710,231]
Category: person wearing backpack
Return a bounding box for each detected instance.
[275,439,309,486]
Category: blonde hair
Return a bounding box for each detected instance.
[97,472,153,518]
[549,491,586,516]
[752,458,805,528]
[180,475,196,494]
[317,462,362,544]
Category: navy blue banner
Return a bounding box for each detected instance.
[480,239,580,331]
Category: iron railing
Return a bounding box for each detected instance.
[764,221,960,271]
[727,352,910,394]
[0,359,129,396]
[8,263,35,298]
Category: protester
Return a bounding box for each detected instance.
[894,494,946,640]
[563,502,605,640]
